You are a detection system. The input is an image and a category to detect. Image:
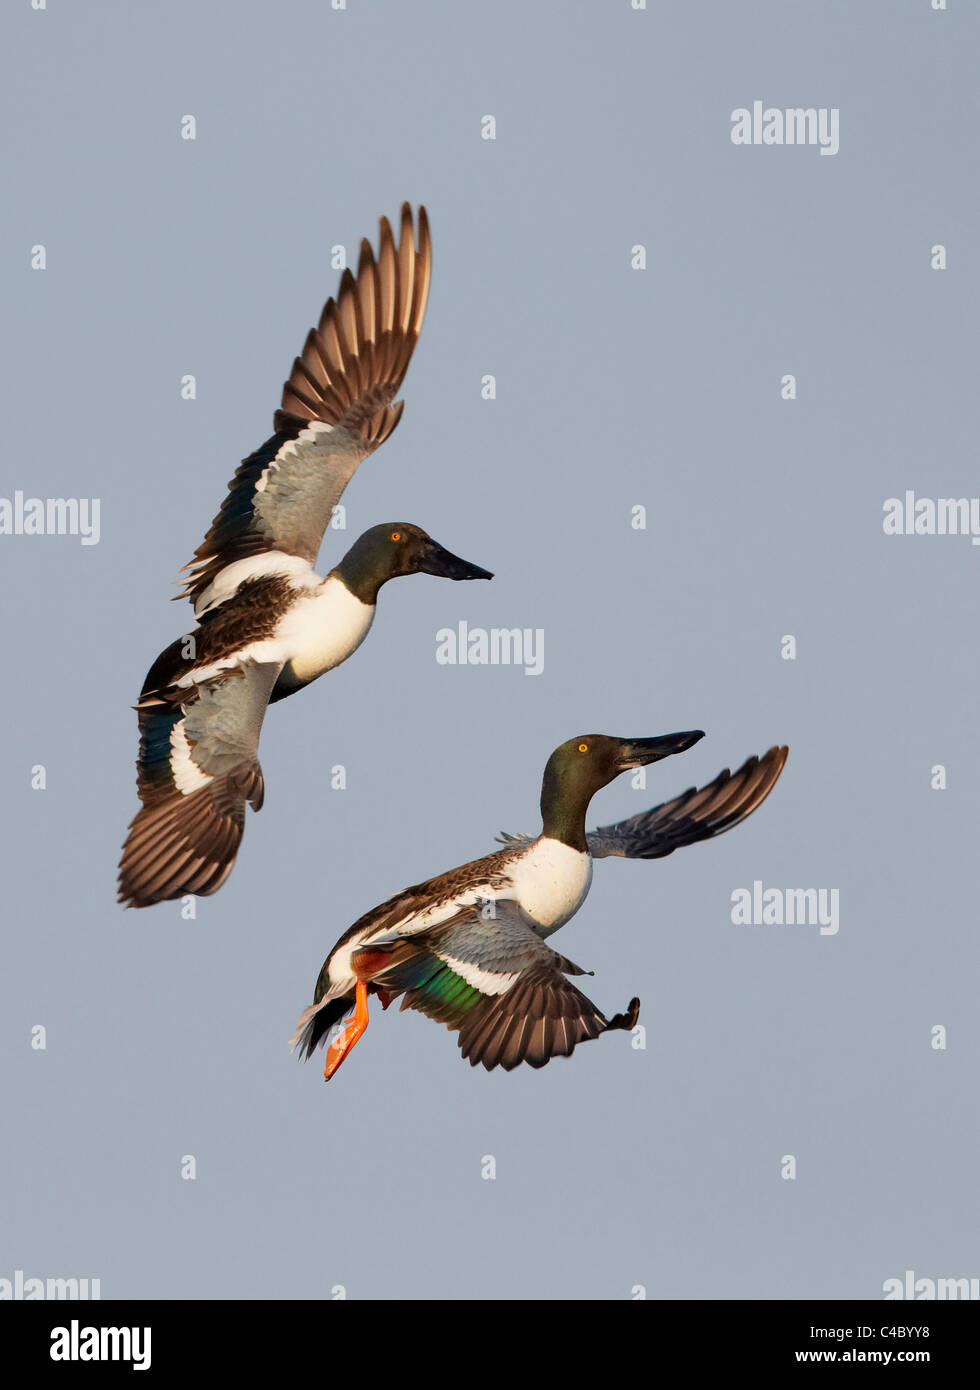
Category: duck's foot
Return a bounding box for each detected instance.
[606,996,641,1032]
[323,980,370,1080]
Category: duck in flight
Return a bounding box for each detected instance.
[292,735,788,1077]
[118,204,492,908]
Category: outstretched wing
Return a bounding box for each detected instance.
[118,597,286,906]
[180,203,432,611]
[586,746,788,859]
[495,748,789,859]
[350,903,640,1072]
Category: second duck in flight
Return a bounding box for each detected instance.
[118,204,491,908]
[292,735,788,1077]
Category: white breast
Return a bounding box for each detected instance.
[277,575,375,683]
[507,836,593,936]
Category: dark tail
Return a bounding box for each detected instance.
[290,996,353,1061]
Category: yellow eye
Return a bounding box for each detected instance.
[578,743,588,753]
[391,531,402,542]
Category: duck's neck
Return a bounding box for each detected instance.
[539,768,592,853]
[331,552,385,606]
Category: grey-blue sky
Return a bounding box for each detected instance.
[1,0,977,1299]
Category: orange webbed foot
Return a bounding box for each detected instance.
[323,980,370,1080]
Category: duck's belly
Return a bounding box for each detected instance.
[275,577,375,689]
[507,837,593,937]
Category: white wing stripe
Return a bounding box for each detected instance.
[169,721,214,794]
[436,953,519,996]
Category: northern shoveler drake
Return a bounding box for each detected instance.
[292,736,788,1077]
[118,204,492,909]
